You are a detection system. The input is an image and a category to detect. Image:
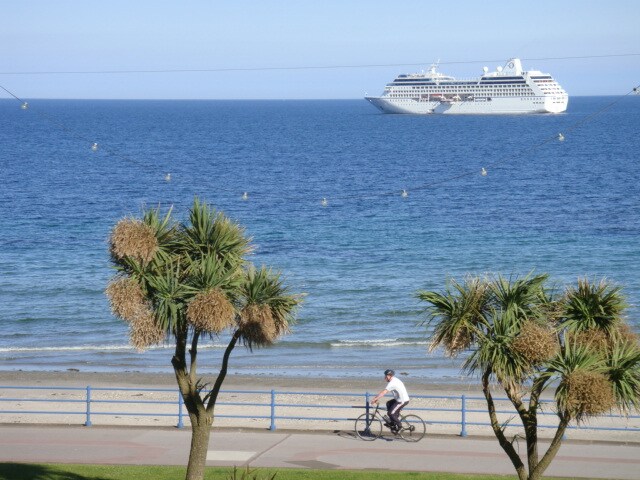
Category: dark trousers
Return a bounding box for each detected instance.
[386,399,409,429]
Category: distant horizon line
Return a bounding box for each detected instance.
[0,94,627,102]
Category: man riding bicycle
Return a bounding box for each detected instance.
[371,369,410,434]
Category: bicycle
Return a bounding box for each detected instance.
[354,403,426,442]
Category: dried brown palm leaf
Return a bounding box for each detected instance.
[129,309,165,351]
[614,323,639,347]
[105,276,147,322]
[186,289,236,333]
[240,304,277,346]
[448,327,473,353]
[109,218,158,265]
[564,370,615,419]
[511,322,559,365]
[240,303,272,325]
[569,328,610,355]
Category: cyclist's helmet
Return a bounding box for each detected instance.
[384,369,394,376]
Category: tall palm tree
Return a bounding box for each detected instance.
[106,198,302,480]
[417,274,639,480]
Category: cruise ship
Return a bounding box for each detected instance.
[365,58,568,114]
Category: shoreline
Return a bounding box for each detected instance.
[0,370,479,394]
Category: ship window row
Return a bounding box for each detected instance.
[391,83,476,87]
[391,81,478,86]
[392,82,528,88]
[479,81,527,85]
[392,78,455,83]
[390,86,535,93]
[480,76,524,80]
[393,80,528,85]
[388,90,540,98]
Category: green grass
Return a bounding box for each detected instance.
[0,463,594,480]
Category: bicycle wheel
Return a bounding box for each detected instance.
[399,414,426,442]
[355,413,383,441]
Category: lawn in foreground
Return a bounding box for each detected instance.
[0,463,595,480]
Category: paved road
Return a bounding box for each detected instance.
[1,425,639,479]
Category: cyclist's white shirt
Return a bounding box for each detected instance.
[386,377,409,402]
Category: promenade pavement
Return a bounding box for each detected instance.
[1,424,639,479]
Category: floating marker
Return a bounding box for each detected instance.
[481,167,487,176]
[321,197,328,207]
[21,102,29,110]
[91,142,98,151]
[242,192,249,200]
[401,189,408,198]
[557,133,565,141]
[165,173,171,182]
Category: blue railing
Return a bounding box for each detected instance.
[1,385,638,438]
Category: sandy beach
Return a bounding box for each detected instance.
[1,370,639,443]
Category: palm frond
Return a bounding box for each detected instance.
[561,278,627,335]
[179,197,252,267]
[606,341,640,414]
[539,339,611,422]
[187,254,244,297]
[464,312,530,388]
[143,260,194,334]
[238,266,302,349]
[489,272,548,327]
[416,275,491,355]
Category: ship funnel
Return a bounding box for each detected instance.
[504,58,523,74]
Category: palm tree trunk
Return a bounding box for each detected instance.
[185,410,213,480]
[176,329,241,480]
[482,369,527,480]
[529,415,569,480]
[523,411,538,475]
[503,385,539,473]
[208,330,240,410]
[524,388,543,474]
[172,327,214,480]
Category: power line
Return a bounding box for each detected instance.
[1,53,639,76]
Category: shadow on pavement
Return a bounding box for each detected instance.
[0,463,111,480]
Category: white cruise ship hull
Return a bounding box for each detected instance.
[366,58,568,115]
[366,96,438,114]
[366,95,568,115]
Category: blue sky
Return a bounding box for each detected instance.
[1,0,639,99]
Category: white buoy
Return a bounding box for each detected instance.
[481,167,487,176]
[401,189,408,198]
[242,192,249,200]
[165,173,171,182]
[91,142,98,151]
[321,197,328,207]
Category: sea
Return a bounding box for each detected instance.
[1,97,639,384]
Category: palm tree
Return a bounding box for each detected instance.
[417,274,639,480]
[106,198,302,480]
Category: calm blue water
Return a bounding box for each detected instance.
[1,97,639,382]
